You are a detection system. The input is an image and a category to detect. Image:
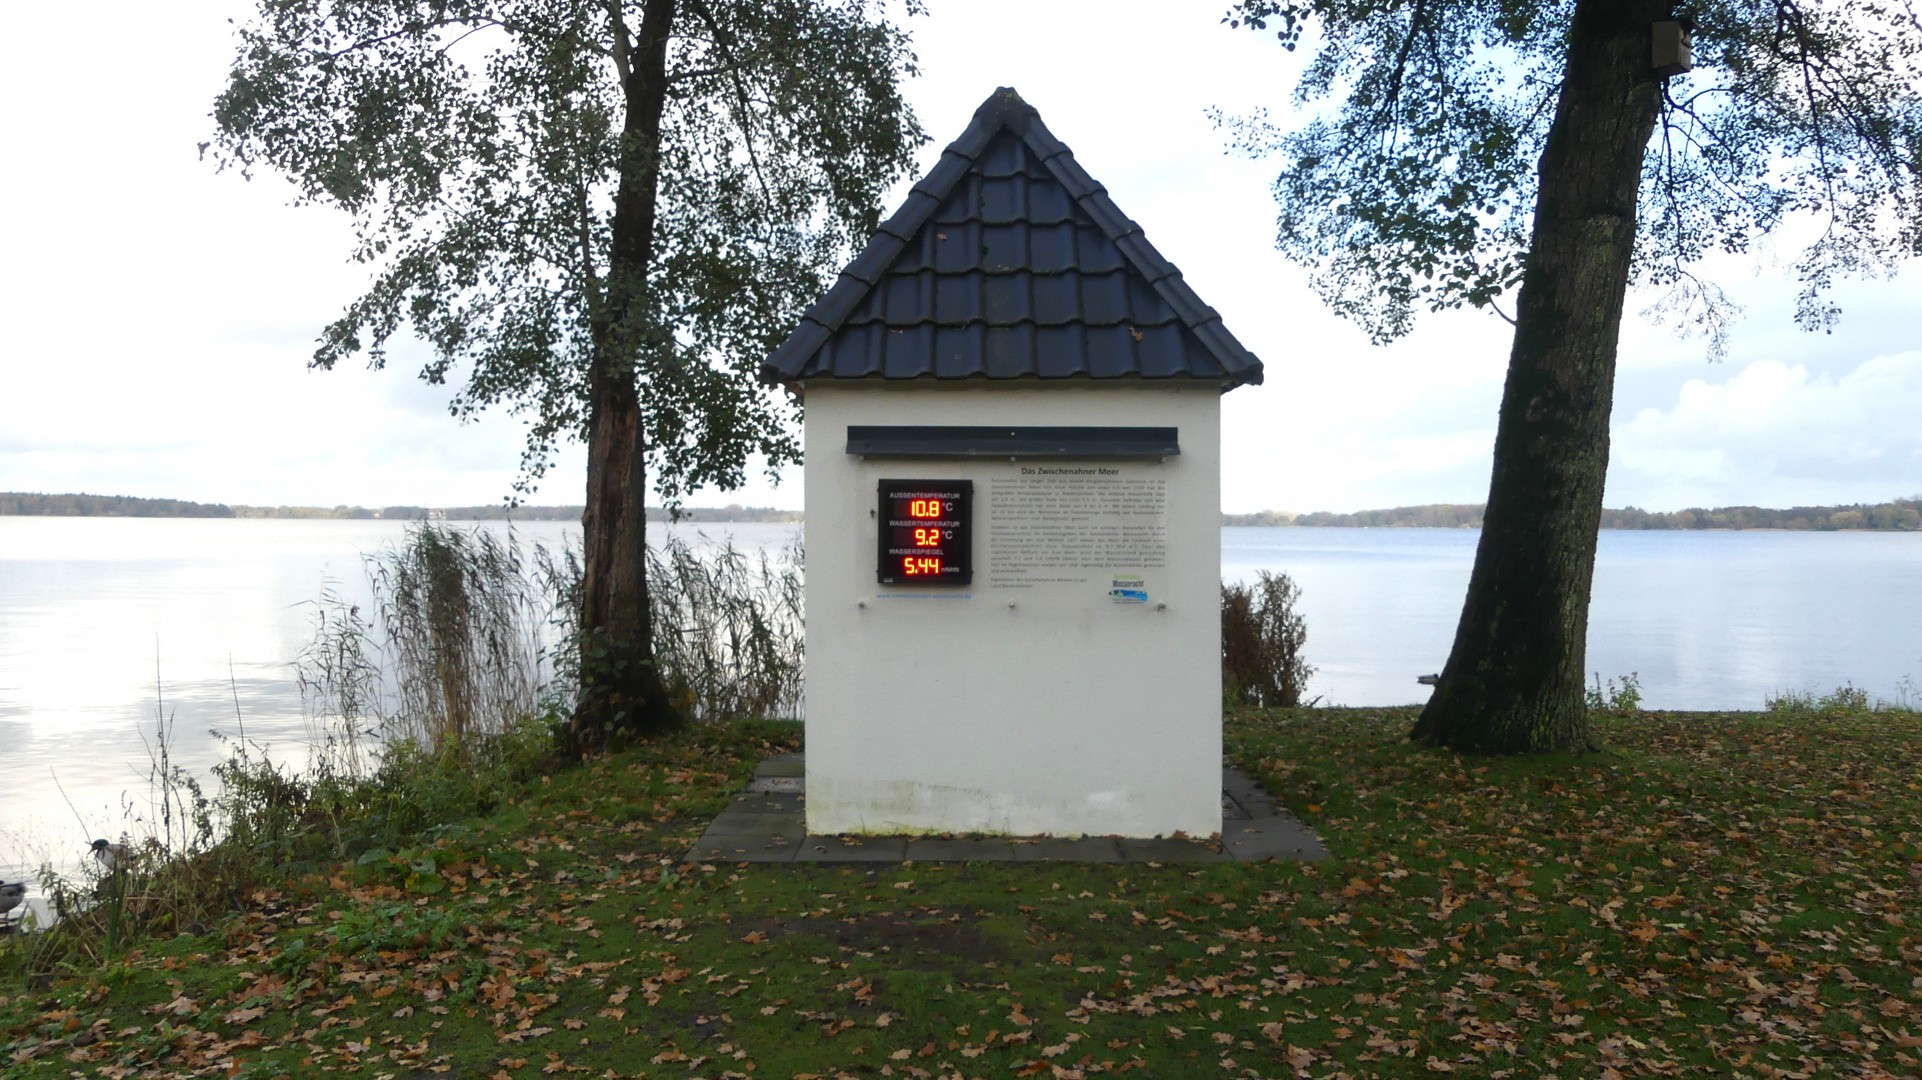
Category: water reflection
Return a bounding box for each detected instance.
[0,517,797,882]
[3,518,1917,883]
[1222,526,1922,710]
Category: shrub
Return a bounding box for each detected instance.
[1222,572,1315,708]
[1586,672,1643,713]
[1767,683,1875,714]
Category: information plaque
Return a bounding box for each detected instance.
[877,479,972,585]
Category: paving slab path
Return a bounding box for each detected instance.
[687,753,1329,864]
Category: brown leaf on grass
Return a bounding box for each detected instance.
[1009,1002,1033,1027]
[222,1006,265,1025]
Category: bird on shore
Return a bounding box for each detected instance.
[0,880,24,918]
[91,839,132,872]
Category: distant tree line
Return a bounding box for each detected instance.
[2,493,801,523]
[0,492,237,517]
[1603,500,1921,531]
[14,490,1914,531]
[1225,498,1922,531]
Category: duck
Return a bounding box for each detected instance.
[91,839,132,873]
[0,880,24,918]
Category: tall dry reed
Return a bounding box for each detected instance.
[298,524,554,768]
[648,532,805,722]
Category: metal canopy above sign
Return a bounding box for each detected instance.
[846,425,1179,459]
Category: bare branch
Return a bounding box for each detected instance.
[606,0,633,82]
[683,0,777,209]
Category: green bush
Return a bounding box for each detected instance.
[1767,683,1875,714]
[1221,572,1315,708]
[1585,671,1643,713]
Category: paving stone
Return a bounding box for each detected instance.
[746,776,805,793]
[1222,819,1328,862]
[904,837,1017,862]
[1220,765,1331,862]
[795,836,909,862]
[686,832,800,863]
[729,792,805,815]
[701,812,806,838]
[1011,837,1125,862]
[1118,837,1230,863]
[684,755,1327,865]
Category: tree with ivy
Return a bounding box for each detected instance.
[1223,0,1921,752]
[210,0,925,748]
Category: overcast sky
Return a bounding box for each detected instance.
[1,1,1916,514]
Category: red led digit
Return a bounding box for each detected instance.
[909,499,941,519]
[914,527,940,547]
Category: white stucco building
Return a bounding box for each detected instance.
[761,88,1264,839]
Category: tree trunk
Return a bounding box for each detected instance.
[1411,0,1668,754]
[569,0,685,751]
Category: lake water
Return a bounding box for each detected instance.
[2,518,1918,883]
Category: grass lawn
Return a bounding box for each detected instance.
[3,708,1919,1079]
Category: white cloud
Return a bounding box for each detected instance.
[1611,352,1922,508]
[0,0,1914,514]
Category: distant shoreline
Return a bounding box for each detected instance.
[0,492,799,524]
[5,491,1918,531]
[1225,498,1921,532]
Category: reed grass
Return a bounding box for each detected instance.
[648,531,805,721]
[1,522,806,978]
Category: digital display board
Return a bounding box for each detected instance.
[877,479,972,585]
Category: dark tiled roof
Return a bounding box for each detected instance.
[761,88,1263,389]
